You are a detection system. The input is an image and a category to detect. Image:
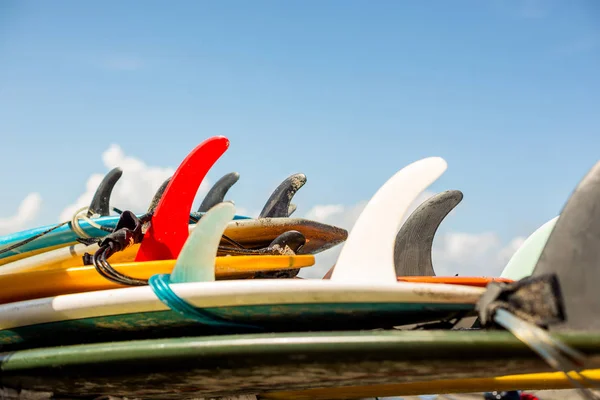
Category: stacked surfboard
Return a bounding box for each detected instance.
[0,136,599,400]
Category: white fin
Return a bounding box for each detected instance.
[330,157,448,284]
[170,202,236,284]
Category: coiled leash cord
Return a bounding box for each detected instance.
[82,210,152,286]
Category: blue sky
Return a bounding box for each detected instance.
[0,0,599,251]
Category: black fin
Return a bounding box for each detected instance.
[251,231,306,279]
[87,167,123,217]
[476,161,600,334]
[528,160,600,332]
[268,230,306,254]
[197,172,240,213]
[394,190,463,277]
[147,177,171,213]
[259,174,307,218]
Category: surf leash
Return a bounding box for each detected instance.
[81,208,262,286]
[81,206,307,286]
[82,210,152,286]
[148,273,264,332]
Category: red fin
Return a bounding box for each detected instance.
[135,136,230,262]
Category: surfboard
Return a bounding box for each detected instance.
[0,255,315,304]
[0,217,347,274]
[262,368,600,399]
[0,279,483,351]
[0,155,465,353]
[0,212,252,262]
[500,216,558,280]
[396,276,513,287]
[0,330,598,399]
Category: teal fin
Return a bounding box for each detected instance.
[170,202,236,283]
[500,216,558,280]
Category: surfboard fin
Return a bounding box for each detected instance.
[197,172,240,213]
[170,202,236,283]
[477,160,600,333]
[147,177,172,213]
[394,190,463,277]
[87,167,123,217]
[475,161,600,398]
[135,136,230,262]
[329,157,448,284]
[499,216,558,281]
[268,230,306,254]
[259,173,307,218]
[216,230,306,257]
[253,230,306,278]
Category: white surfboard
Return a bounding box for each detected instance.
[0,279,484,332]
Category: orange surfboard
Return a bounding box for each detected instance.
[397,276,513,287]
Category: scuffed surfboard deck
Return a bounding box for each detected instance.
[0,331,598,399]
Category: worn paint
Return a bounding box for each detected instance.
[0,331,598,399]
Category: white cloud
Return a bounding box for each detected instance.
[0,193,42,235]
[432,232,526,277]
[304,204,346,221]
[59,144,212,222]
[298,191,525,279]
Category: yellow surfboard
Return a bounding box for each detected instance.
[0,254,314,304]
[1,242,147,275]
[261,369,600,399]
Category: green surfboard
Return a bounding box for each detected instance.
[1,330,598,399]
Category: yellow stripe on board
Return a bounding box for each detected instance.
[261,369,600,399]
[0,254,314,304]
